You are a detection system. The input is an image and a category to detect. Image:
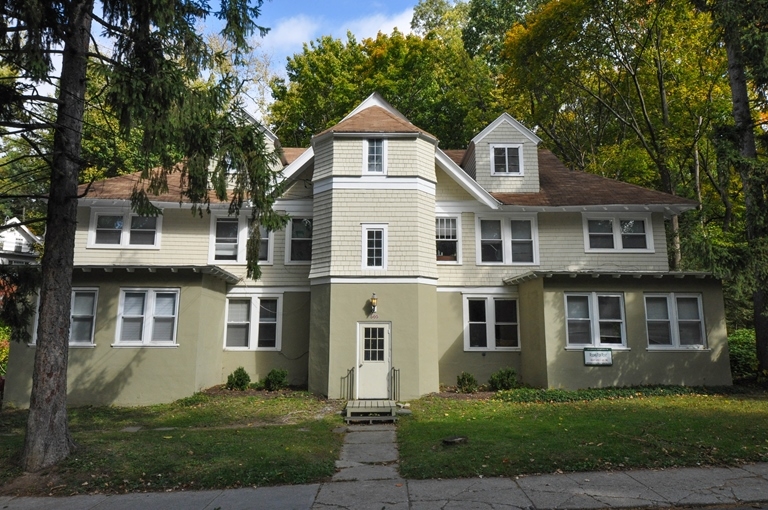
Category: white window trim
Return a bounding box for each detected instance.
[490,144,524,176]
[475,214,539,266]
[285,217,313,265]
[363,139,388,175]
[564,292,628,349]
[582,213,654,253]
[113,288,180,347]
[223,294,283,351]
[436,214,462,265]
[87,208,163,249]
[644,293,707,350]
[462,294,520,352]
[208,214,274,265]
[361,223,388,270]
[70,287,99,347]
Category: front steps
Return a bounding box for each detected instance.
[344,400,398,424]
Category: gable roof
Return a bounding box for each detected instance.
[472,112,542,145]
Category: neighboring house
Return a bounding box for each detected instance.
[4,94,731,407]
[0,217,40,265]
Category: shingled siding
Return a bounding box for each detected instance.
[311,188,438,279]
[435,167,474,201]
[435,211,670,287]
[473,122,540,194]
[74,207,209,266]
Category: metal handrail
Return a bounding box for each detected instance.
[340,366,355,400]
[390,367,400,401]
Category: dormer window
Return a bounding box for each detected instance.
[363,139,387,175]
[491,144,523,176]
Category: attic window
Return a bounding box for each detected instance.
[364,139,387,174]
[490,144,523,175]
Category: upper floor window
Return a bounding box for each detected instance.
[464,296,519,351]
[225,295,282,351]
[210,215,273,265]
[363,139,387,175]
[362,224,388,270]
[565,292,626,348]
[583,214,653,252]
[88,209,162,249]
[645,293,705,349]
[288,218,313,263]
[115,288,179,346]
[490,144,523,175]
[477,215,538,265]
[436,217,460,262]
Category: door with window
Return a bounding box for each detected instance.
[357,323,391,399]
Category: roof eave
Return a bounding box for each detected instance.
[503,270,715,286]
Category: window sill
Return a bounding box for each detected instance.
[437,260,461,265]
[69,343,96,349]
[490,172,524,177]
[647,347,709,352]
[111,343,179,349]
[565,346,630,351]
[584,248,654,254]
[464,347,521,353]
[223,347,281,352]
[86,244,161,250]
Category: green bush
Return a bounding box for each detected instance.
[264,368,289,391]
[0,325,10,377]
[226,367,251,391]
[456,371,478,393]
[728,329,758,380]
[488,367,518,391]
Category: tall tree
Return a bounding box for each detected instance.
[502,0,730,269]
[0,0,282,471]
[699,0,768,371]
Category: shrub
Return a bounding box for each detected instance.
[729,329,757,380]
[0,339,9,377]
[488,367,518,391]
[226,367,251,391]
[264,368,289,391]
[456,371,478,393]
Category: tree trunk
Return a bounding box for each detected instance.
[22,0,93,472]
[721,3,768,372]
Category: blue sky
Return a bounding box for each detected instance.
[255,0,417,73]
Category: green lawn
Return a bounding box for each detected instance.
[0,391,345,496]
[398,390,768,479]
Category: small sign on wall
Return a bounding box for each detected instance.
[584,348,613,366]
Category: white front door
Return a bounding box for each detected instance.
[357,323,391,399]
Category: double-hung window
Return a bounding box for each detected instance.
[645,294,705,349]
[583,214,653,252]
[289,218,313,262]
[116,289,179,346]
[225,295,282,350]
[565,293,626,348]
[211,215,272,264]
[436,217,460,262]
[477,216,538,265]
[464,296,519,351]
[364,139,387,174]
[89,209,161,248]
[362,224,388,269]
[70,288,98,346]
[491,144,523,175]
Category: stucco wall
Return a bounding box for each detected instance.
[436,291,522,387]
[540,276,731,389]
[320,283,439,400]
[219,292,310,387]
[4,271,229,407]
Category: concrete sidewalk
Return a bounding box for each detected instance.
[1,423,767,509]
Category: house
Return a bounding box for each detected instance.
[0,217,40,265]
[4,94,731,407]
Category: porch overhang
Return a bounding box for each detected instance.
[503,270,715,286]
[74,265,241,284]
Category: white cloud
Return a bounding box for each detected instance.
[263,14,322,57]
[342,8,414,41]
